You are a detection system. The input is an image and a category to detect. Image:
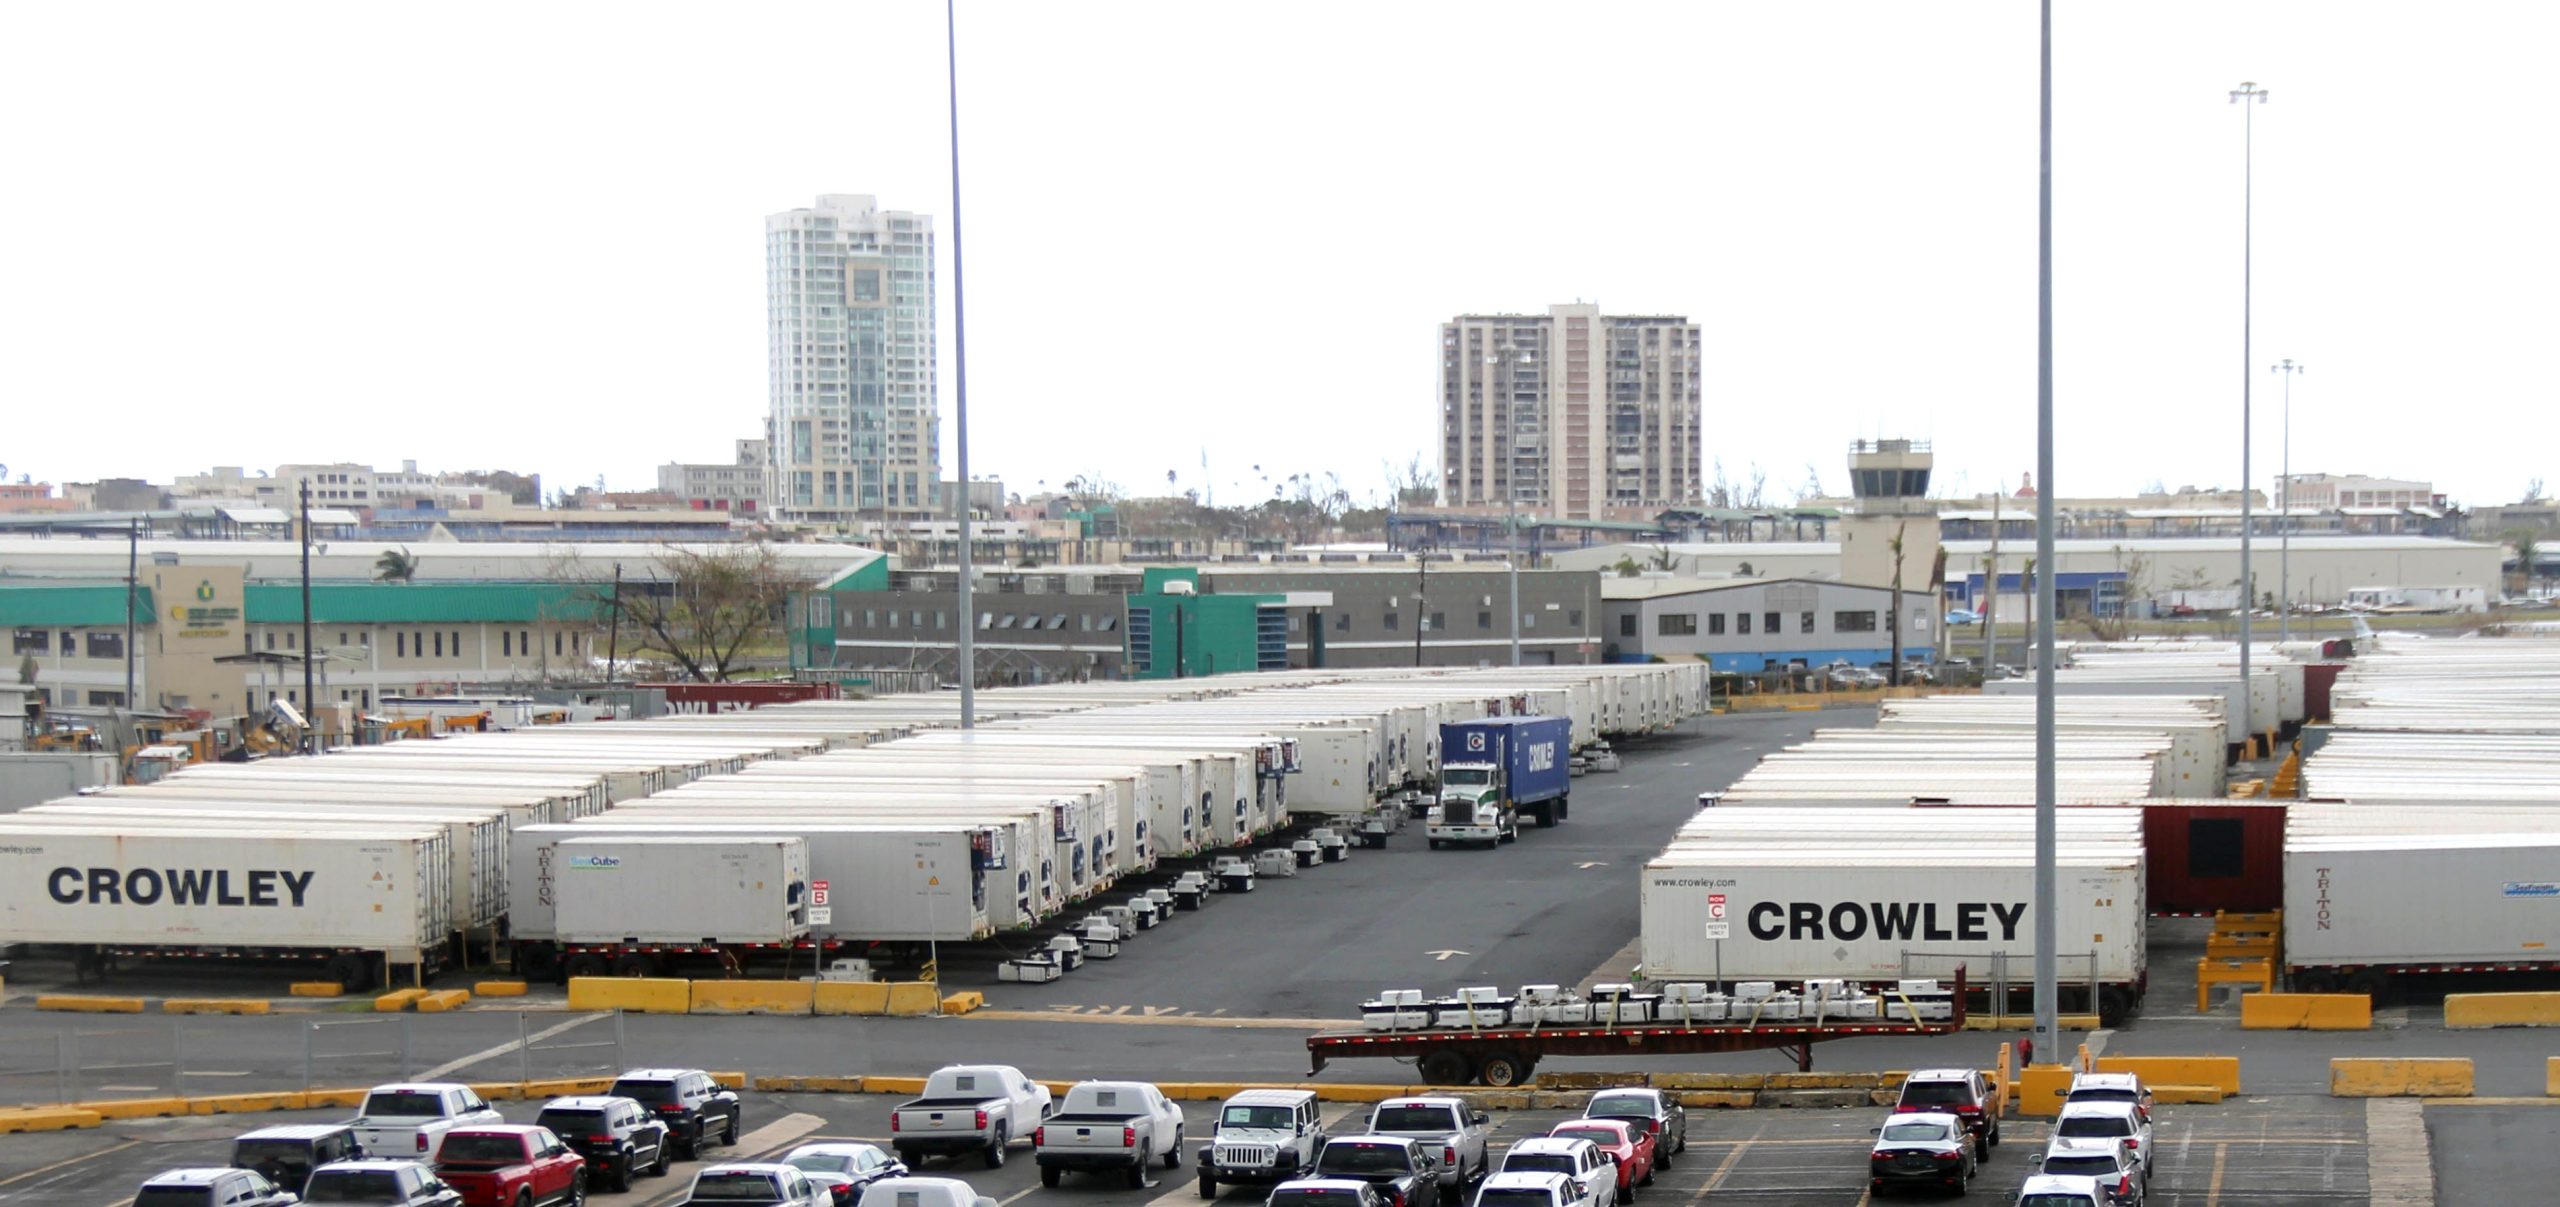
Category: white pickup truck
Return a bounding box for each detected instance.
[350,1083,505,1162]
[1033,1081,1185,1189]
[1365,1097,1493,1193]
[852,1177,999,1207]
[890,1066,1054,1170]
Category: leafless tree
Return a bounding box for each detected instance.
[552,543,816,682]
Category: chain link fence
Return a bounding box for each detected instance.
[2,1014,626,1107]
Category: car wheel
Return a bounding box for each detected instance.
[567,1170,586,1207]
[612,1155,632,1192]
[1040,1167,1061,1190]
[1655,1145,1672,1172]
[1640,1163,1654,1186]
[1952,1167,1968,1197]
[517,1191,534,1207]
[723,1112,739,1146]
[1623,1179,1637,1202]
[1128,1144,1152,1188]
[895,1148,920,1170]
[985,1124,1009,1169]
[1197,1172,1217,1199]
[1987,1118,2000,1149]
[1166,1129,1183,1168]
[1973,1131,1990,1163]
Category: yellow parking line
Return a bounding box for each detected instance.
[0,1141,139,1190]
[2206,1141,2227,1207]
[1689,1121,1761,1199]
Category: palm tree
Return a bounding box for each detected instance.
[374,548,420,583]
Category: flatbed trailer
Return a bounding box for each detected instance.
[1306,969,1967,1087]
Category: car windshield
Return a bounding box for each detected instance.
[537,1110,607,1136]
[1879,1123,1950,1143]
[1271,1192,1363,1207]
[2070,1088,2139,1105]
[1548,1128,1617,1148]
[1899,1082,1969,1106]
[1584,1095,1653,1118]
[1318,1145,1412,1174]
[1441,768,1494,787]
[1223,1106,1296,1129]
[786,1155,853,1175]
[363,1092,446,1117]
[2057,1117,2132,1139]
[2043,1156,2120,1178]
[438,1135,527,1164]
[1503,1156,1575,1176]
[1370,1107,1455,1132]
[1475,1191,1557,1207]
[613,1080,681,1106]
[136,1189,215,1207]
[688,1173,783,1201]
[237,1140,317,1164]
[2018,1198,2097,1207]
[306,1171,403,1203]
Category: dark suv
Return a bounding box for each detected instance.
[1893,1069,2002,1160]
[535,1096,671,1190]
[235,1125,366,1194]
[610,1069,741,1160]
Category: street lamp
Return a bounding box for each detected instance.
[2231,79,2268,738]
[2271,360,2305,638]
[1487,347,1533,667]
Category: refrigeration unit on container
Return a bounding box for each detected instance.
[0,822,454,988]
[549,835,810,946]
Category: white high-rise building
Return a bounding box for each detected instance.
[1439,303,1703,521]
[765,194,940,524]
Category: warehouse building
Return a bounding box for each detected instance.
[1601,577,1935,671]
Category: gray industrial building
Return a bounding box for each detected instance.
[1602,577,1935,672]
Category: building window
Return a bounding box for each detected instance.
[1335,613,1350,632]
[1766,611,1781,633]
[553,632,563,656]
[88,690,127,707]
[58,631,74,654]
[1382,612,1400,631]
[264,631,277,651]
[1707,613,1726,635]
[936,611,948,629]
[1429,611,1445,632]
[1619,614,1637,637]
[396,632,408,657]
[500,632,512,657]
[10,629,45,655]
[1658,613,1696,636]
[84,632,123,659]
[1801,611,1816,633]
[1737,612,1753,635]
[1478,611,1492,629]
[1568,609,1582,628]
[1835,610,1878,632]
[432,632,444,657]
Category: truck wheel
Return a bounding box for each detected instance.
[516,1191,534,1207]
[1418,1049,1474,1087]
[896,1147,920,1170]
[324,953,369,991]
[2098,987,2133,1028]
[564,953,609,981]
[1198,1172,1217,1199]
[565,1170,585,1207]
[1476,1052,1530,1088]
[1166,1128,1183,1167]
[2346,968,2392,1003]
[985,1124,1008,1169]
[517,943,562,984]
[1128,1143,1152,1188]
[1556,797,1568,822]
[1429,839,1444,850]
[2294,969,2342,994]
[1040,1167,1061,1189]
[1533,805,1555,829]
[611,952,656,978]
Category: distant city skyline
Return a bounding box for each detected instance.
[2,2,2552,513]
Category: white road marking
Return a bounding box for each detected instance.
[415,1012,606,1080]
[1428,950,1471,961]
[2364,1098,2433,1206]
[2083,1029,2114,1061]
[180,1070,255,1077]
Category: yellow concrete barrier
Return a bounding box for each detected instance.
[1652,1073,1769,1091]
[565,977,690,1014]
[2444,992,2560,1030]
[81,1097,190,1120]
[374,989,427,1012]
[0,1108,103,1134]
[164,998,272,1016]
[2154,1085,2227,1105]
[940,991,985,1016]
[2548,1057,2559,1098]
[36,995,144,1014]
[474,981,529,997]
[2330,1058,2474,1098]
[290,982,347,998]
[861,1076,929,1096]
[1675,1090,1758,1109]
[755,1075,867,1093]
[1964,1014,2101,1031]
[1765,1072,1891,1090]
[306,1088,369,1108]
[690,981,814,1016]
[884,982,940,1017]
[1156,1083,1245,1102]
[2015,1065,2076,1117]
[2241,993,2372,1030]
[522,1077,614,1098]
[814,981,893,1016]
[468,1083,524,1102]
[1535,1071,1649,1090]
[711,1072,748,1090]
[2096,1057,2242,1096]
[414,990,472,1013]
[189,1092,310,1115]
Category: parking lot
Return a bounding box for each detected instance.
[5,1087,2504,1207]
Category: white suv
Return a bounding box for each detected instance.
[2050,1102,2153,1183]
[2062,1073,2154,1117]
[2036,1139,2142,1205]
[1496,1139,1615,1207]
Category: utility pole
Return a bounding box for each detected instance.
[603,562,624,681]
[1983,489,2002,675]
[946,0,976,726]
[2272,360,2304,639]
[2032,0,2059,1057]
[1413,548,1428,668]
[123,518,139,707]
[2232,80,2268,745]
[298,478,317,751]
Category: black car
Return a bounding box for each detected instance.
[611,1069,742,1159]
[1309,1137,1441,1207]
[535,1096,672,1191]
[1869,1113,1978,1196]
[235,1125,366,1194]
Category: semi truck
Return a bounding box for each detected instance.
[1430,717,1571,848]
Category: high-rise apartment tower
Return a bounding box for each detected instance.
[765,194,939,524]
[1439,303,1702,522]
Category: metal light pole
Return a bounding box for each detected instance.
[1493,348,1525,667]
[946,0,976,726]
[2030,0,2059,1057]
[299,478,317,748]
[2232,80,2267,743]
[2272,360,2304,638]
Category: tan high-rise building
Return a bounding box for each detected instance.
[1438,303,1702,521]
[766,194,940,525]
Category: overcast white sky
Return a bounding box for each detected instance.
[3,2,2553,511]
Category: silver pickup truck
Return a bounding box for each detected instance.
[889,1066,1053,1170]
[1363,1098,1491,1193]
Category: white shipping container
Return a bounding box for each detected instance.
[551,836,810,945]
[0,823,453,964]
[1641,850,2146,985]
[2283,834,2560,968]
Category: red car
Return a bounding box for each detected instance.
[1547,1119,1654,1195]
[432,1126,587,1207]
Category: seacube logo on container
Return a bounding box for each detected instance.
[2502,881,2560,899]
[567,854,623,870]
